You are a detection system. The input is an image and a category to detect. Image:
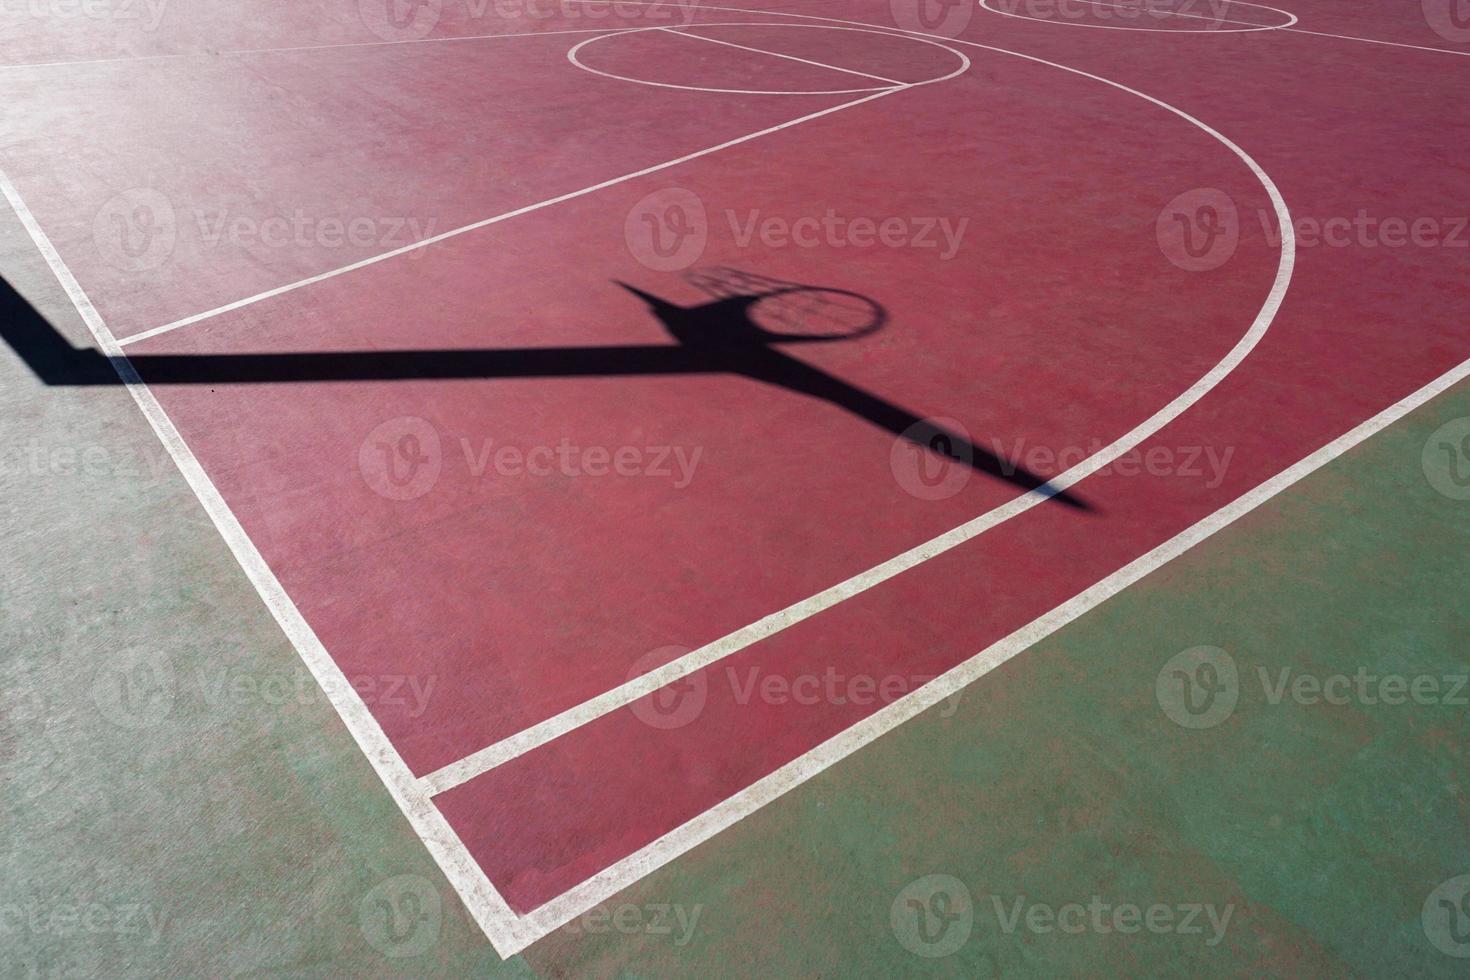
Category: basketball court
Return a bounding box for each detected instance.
[4,0,1469,972]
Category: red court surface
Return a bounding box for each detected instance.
[5,0,1470,954]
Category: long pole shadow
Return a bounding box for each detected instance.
[0,271,1088,509]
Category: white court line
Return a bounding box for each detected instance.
[15,0,1457,957]
[978,0,1297,32]
[114,86,905,346]
[0,52,189,72]
[517,348,1470,942]
[2,9,940,958]
[418,0,1295,799]
[1281,26,1470,57]
[566,23,967,95]
[660,25,905,84]
[0,166,535,958]
[59,0,1293,951]
[989,0,1470,53]
[1076,0,1293,26]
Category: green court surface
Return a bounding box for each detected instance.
[4,206,1468,976]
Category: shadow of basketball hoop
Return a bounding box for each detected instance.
[0,267,1087,508]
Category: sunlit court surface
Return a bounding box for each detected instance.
[3,0,1470,973]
